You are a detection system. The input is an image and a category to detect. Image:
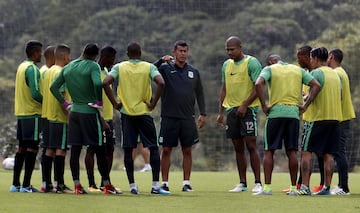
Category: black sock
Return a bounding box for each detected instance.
[149,147,160,182]
[85,148,95,186]
[240,182,247,187]
[43,155,53,186]
[93,146,110,185]
[318,157,325,185]
[54,155,65,185]
[70,145,82,182]
[12,152,25,186]
[124,148,134,184]
[23,151,37,187]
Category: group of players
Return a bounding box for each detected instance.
[10,35,355,196]
[11,39,205,195]
[217,36,355,196]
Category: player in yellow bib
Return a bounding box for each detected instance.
[12,40,43,193]
[217,36,262,193]
[327,48,356,195]
[255,54,320,195]
[298,47,342,196]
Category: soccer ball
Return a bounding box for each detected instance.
[2,157,14,170]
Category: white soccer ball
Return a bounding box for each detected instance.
[2,157,15,170]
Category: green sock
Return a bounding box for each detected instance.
[290,185,297,191]
[263,184,272,192]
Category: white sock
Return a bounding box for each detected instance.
[130,183,137,189]
[183,180,190,186]
[162,181,169,187]
[152,181,160,188]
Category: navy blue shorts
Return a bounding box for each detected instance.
[103,120,115,148]
[17,117,41,149]
[121,113,158,149]
[41,119,50,148]
[159,117,199,147]
[264,118,299,151]
[226,107,258,139]
[48,122,68,150]
[301,120,340,154]
[67,112,103,146]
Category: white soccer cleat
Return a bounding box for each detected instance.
[229,183,248,192]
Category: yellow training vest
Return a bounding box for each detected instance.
[268,63,303,106]
[222,57,260,108]
[14,61,42,116]
[101,68,113,121]
[303,66,342,122]
[117,61,152,116]
[334,67,356,121]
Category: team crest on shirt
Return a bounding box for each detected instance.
[188,71,194,78]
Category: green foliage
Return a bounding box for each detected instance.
[1,0,360,169]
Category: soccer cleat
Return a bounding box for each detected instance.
[161,184,170,192]
[311,184,323,193]
[139,164,152,172]
[288,190,298,196]
[74,184,87,194]
[20,185,40,193]
[252,183,262,193]
[331,187,350,195]
[10,185,20,192]
[281,188,290,193]
[88,185,101,192]
[182,184,194,192]
[151,187,171,195]
[253,189,272,195]
[55,184,74,194]
[88,101,103,109]
[40,184,53,193]
[130,187,139,195]
[104,184,122,195]
[297,184,311,196]
[313,186,330,195]
[229,183,248,192]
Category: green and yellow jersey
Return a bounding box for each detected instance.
[334,67,356,121]
[259,61,314,119]
[109,59,160,116]
[303,66,342,122]
[14,60,42,117]
[221,55,261,110]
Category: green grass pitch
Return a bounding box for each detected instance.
[1,169,360,213]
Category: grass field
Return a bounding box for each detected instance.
[1,169,359,213]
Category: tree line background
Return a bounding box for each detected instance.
[0,0,359,171]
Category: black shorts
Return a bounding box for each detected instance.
[226,107,258,139]
[301,120,340,154]
[68,112,103,146]
[48,122,67,150]
[42,119,50,148]
[103,120,115,149]
[159,117,199,147]
[264,118,299,151]
[17,117,41,148]
[121,113,158,149]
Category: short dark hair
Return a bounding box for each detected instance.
[329,48,343,63]
[100,46,117,57]
[174,40,188,50]
[83,43,99,57]
[55,44,71,59]
[266,54,281,65]
[298,45,312,55]
[127,42,141,58]
[25,40,43,58]
[43,45,55,59]
[310,46,328,62]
